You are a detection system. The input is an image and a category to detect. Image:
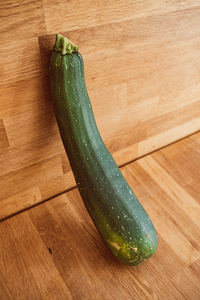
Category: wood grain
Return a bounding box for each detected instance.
[0,149,12,176]
[0,155,64,215]
[0,78,48,118]
[0,120,9,149]
[0,133,200,299]
[172,259,200,299]
[43,0,199,33]
[0,1,200,219]
[0,0,46,39]
[4,104,57,147]
[0,213,72,299]
[0,38,42,86]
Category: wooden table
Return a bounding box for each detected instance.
[1,132,200,299]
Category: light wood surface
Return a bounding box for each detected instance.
[0,132,200,299]
[0,1,200,219]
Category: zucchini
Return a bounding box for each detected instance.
[50,34,158,265]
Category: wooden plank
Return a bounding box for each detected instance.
[4,104,57,147]
[172,259,200,299]
[0,155,64,202]
[123,164,200,252]
[0,0,46,39]
[152,132,200,203]
[0,187,42,220]
[125,166,200,265]
[42,0,199,33]
[0,213,72,299]
[0,37,42,86]
[113,118,200,165]
[39,171,75,200]
[0,77,49,119]
[138,156,200,229]
[105,102,200,153]
[8,134,64,170]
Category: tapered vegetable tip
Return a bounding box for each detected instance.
[54,33,78,55]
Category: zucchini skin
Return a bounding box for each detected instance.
[50,42,158,265]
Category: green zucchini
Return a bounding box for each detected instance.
[50,34,158,265]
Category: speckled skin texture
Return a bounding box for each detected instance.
[50,41,158,265]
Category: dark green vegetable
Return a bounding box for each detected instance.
[49,34,158,265]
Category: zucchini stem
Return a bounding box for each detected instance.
[54,34,78,55]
